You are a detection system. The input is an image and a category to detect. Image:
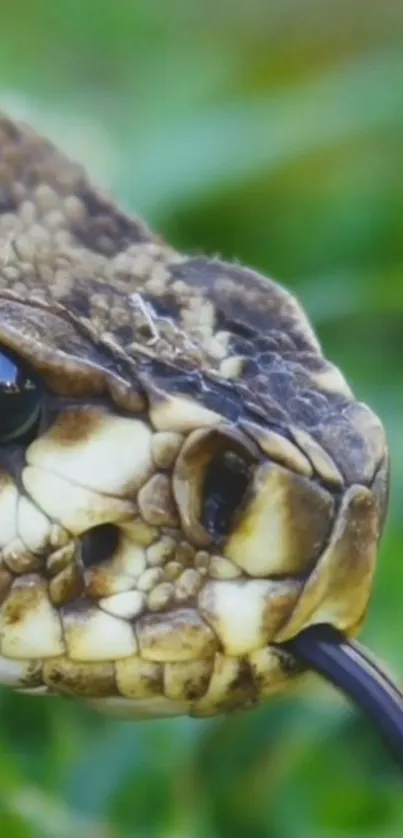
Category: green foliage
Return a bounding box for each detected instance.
[0,1,403,834]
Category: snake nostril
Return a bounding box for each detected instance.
[80,523,120,567]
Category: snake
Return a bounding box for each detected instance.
[0,115,391,726]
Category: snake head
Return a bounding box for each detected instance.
[0,116,389,719]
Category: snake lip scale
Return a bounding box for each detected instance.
[0,114,401,770]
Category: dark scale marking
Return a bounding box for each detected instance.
[227,659,256,697]
[65,287,92,319]
[0,188,17,213]
[216,313,257,340]
[298,389,330,413]
[198,384,244,424]
[73,184,151,256]
[169,258,317,351]
[142,293,179,320]
[288,396,322,427]
[114,323,136,345]
[140,358,248,424]
[264,371,296,403]
[256,332,297,353]
[256,350,282,367]
[226,337,255,356]
[141,360,205,397]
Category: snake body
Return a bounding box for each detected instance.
[0,116,389,718]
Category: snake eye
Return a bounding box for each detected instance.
[0,348,42,444]
[173,426,259,546]
[202,449,251,539]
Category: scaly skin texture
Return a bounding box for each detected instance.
[0,116,389,718]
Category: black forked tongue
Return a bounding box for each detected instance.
[281,624,403,772]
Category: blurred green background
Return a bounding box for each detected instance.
[0,1,403,835]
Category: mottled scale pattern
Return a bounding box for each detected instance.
[0,115,389,718]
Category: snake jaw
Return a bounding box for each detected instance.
[0,395,384,718]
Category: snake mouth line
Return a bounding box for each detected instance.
[280,624,403,773]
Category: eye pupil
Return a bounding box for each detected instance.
[202,450,251,540]
[0,349,42,443]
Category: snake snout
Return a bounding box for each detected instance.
[221,421,384,646]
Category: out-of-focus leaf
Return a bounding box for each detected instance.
[0,3,402,837]
[118,49,403,217]
[4,789,119,838]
